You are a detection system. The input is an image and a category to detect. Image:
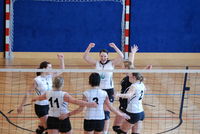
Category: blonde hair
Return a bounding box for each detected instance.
[53,77,64,90]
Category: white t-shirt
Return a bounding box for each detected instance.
[96,60,114,89]
[126,81,146,113]
[83,88,107,120]
[34,75,53,105]
[46,90,69,117]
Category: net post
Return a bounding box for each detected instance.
[4,0,12,59]
[123,0,131,60]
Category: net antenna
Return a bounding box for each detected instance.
[4,0,126,59]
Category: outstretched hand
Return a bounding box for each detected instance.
[57,53,64,59]
[17,106,23,114]
[88,43,95,48]
[131,44,139,53]
[109,42,117,48]
[121,113,130,120]
[59,113,70,120]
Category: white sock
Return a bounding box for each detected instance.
[103,131,108,134]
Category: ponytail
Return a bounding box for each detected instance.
[132,73,144,82]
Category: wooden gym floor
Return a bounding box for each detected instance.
[0,52,200,134]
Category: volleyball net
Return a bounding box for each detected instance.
[0,68,200,134]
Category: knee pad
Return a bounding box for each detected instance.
[36,126,45,134]
[104,111,110,120]
[117,129,127,134]
[112,126,120,132]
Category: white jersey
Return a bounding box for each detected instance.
[34,75,53,105]
[83,88,107,120]
[126,81,146,113]
[96,60,114,89]
[46,90,69,117]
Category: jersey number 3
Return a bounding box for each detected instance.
[93,97,99,104]
[49,97,60,108]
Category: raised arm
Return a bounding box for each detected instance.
[128,45,138,68]
[109,43,124,66]
[53,53,65,77]
[83,43,97,65]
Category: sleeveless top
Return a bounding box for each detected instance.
[95,60,114,89]
[46,90,69,117]
[83,88,107,120]
[34,75,52,105]
[126,81,146,113]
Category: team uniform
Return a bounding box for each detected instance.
[96,60,114,102]
[125,81,146,124]
[46,90,71,132]
[34,75,52,118]
[83,88,108,132]
[119,76,132,113]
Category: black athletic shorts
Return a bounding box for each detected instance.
[103,88,114,103]
[34,104,49,118]
[84,119,105,132]
[125,111,145,124]
[47,116,71,133]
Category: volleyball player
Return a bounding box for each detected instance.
[83,43,124,134]
[113,45,151,134]
[32,76,97,134]
[17,53,65,134]
[115,72,146,134]
[74,73,128,134]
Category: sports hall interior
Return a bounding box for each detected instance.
[0,0,200,134]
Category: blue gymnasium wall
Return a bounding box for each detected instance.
[0,0,200,52]
[0,0,4,52]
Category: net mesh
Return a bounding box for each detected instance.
[0,68,200,134]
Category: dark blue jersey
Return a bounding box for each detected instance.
[119,76,132,111]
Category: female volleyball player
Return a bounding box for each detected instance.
[72,73,129,134]
[115,72,146,134]
[17,53,65,134]
[113,45,151,134]
[83,43,124,134]
[32,76,97,134]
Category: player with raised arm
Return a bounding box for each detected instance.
[17,53,65,134]
[115,72,146,134]
[83,43,124,134]
[113,45,151,134]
